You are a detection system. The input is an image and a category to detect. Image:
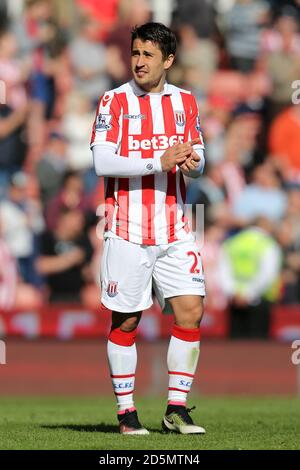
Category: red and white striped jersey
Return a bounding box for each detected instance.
[91,80,204,245]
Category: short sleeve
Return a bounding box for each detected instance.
[90,91,122,150]
[185,95,205,150]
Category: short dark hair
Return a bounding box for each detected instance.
[131,22,177,59]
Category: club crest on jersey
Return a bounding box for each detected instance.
[107,281,118,297]
[96,113,112,132]
[175,110,186,127]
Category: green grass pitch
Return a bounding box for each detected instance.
[0,396,299,450]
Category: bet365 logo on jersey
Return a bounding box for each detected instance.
[128,134,184,151]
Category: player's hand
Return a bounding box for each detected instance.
[179,150,201,174]
[160,138,201,172]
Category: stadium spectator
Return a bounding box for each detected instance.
[61,91,96,192]
[45,170,94,231]
[198,100,265,175]
[261,6,300,53]
[219,217,282,338]
[187,162,226,208]
[0,171,44,286]
[171,23,219,97]
[225,102,265,171]
[80,226,103,309]
[200,94,232,165]
[261,8,300,119]
[0,216,43,311]
[0,100,28,200]
[187,162,229,227]
[286,185,300,223]
[0,28,28,111]
[276,216,300,304]
[69,16,110,104]
[277,187,300,303]
[232,162,287,225]
[11,0,68,167]
[0,220,43,311]
[36,207,93,303]
[75,0,119,36]
[12,0,65,116]
[267,0,300,21]
[190,101,266,220]
[11,0,49,59]
[268,104,300,184]
[27,16,67,122]
[171,0,217,39]
[0,230,17,311]
[187,159,246,229]
[36,131,68,206]
[219,0,270,73]
[202,223,227,310]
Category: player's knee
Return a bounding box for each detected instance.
[120,316,140,332]
[187,312,203,329]
[111,311,142,332]
[178,303,204,329]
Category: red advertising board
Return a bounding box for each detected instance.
[0,302,229,340]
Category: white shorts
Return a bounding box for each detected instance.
[100,234,205,313]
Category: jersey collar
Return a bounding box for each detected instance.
[130,79,172,97]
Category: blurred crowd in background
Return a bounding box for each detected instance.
[0,0,300,337]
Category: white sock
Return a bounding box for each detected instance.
[107,339,137,413]
[167,327,200,405]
